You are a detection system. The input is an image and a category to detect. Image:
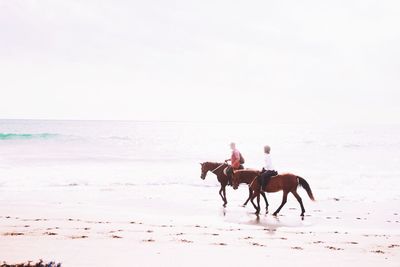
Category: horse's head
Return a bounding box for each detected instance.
[200,162,208,180]
[232,169,260,190]
[200,162,226,180]
[232,171,240,190]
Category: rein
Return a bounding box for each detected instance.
[210,163,226,174]
[249,176,258,188]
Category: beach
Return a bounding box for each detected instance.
[1,120,399,266]
[1,183,399,266]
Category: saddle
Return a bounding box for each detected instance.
[223,167,229,176]
[261,169,278,177]
[258,170,278,190]
[223,166,244,176]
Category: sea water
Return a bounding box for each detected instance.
[0,120,399,195]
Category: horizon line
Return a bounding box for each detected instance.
[0,118,398,125]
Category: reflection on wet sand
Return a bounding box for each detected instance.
[220,205,310,233]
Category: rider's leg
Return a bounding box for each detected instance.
[260,172,268,191]
[227,167,233,185]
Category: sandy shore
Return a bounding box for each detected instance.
[1,184,399,266]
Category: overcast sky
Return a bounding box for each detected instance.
[0,0,399,123]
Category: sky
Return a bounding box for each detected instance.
[0,0,399,123]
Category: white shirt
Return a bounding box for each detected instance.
[264,153,273,170]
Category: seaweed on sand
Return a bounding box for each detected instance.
[1,260,61,267]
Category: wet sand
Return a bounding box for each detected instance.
[1,184,399,266]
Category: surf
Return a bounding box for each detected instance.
[0,133,59,140]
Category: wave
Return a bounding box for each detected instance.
[343,143,361,148]
[0,133,59,140]
[108,136,132,141]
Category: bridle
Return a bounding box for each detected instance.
[209,163,226,174]
[249,175,259,188]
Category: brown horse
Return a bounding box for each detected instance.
[200,162,268,208]
[229,169,269,212]
[200,162,229,206]
[232,169,315,216]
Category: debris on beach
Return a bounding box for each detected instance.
[3,232,24,236]
[212,242,227,246]
[291,246,303,250]
[70,235,88,239]
[1,260,62,267]
[179,239,193,243]
[43,232,57,236]
[325,246,344,251]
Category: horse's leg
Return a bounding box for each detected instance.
[292,190,305,216]
[261,192,269,214]
[273,191,288,216]
[222,185,228,207]
[250,190,260,214]
[243,187,252,207]
[218,184,225,206]
[256,193,261,213]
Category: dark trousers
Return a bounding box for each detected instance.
[260,169,278,190]
[227,165,244,185]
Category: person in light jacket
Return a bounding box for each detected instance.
[260,145,278,190]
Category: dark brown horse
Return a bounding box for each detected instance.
[200,162,268,208]
[229,169,269,212]
[232,169,315,216]
[200,162,229,206]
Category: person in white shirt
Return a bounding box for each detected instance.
[263,145,273,171]
[260,145,278,191]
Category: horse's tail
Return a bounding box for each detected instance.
[297,176,315,201]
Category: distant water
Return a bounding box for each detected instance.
[0,119,399,198]
[0,133,59,140]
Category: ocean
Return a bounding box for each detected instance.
[0,119,399,199]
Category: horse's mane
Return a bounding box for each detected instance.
[235,168,260,173]
[204,161,225,165]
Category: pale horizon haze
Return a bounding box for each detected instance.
[1,0,399,123]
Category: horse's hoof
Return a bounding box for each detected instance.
[242,205,246,207]
[265,210,269,214]
[273,213,278,216]
[223,204,227,208]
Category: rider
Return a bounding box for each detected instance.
[225,142,244,185]
[260,145,278,191]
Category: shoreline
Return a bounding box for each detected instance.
[1,184,399,266]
